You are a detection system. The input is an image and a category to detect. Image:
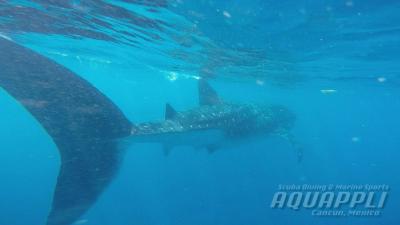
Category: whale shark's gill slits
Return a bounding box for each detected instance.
[0,38,132,225]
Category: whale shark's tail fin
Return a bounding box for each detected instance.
[0,38,132,225]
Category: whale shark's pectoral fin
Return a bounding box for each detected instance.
[279,132,304,163]
[288,136,304,163]
[0,38,132,225]
[198,79,221,105]
[165,103,178,120]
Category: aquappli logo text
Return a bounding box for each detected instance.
[270,184,389,217]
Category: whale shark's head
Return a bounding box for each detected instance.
[220,103,295,138]
[263,105,296,131]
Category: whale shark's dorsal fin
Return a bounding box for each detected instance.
[165,103,177,120]
[198,79,221,105]
[0,38,132,225]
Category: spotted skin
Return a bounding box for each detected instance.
[131,103,296,149]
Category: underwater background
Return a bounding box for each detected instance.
[0,0,399,224]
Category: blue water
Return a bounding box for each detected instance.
[0,0,399,225]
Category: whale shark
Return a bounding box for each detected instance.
[0,37,299,225]
[129,80,297,156]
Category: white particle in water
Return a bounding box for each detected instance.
[256,79,265,86]
[377,77,387,83]
[320,89,337,94]
[192,75,201,80]
[167,72,178,81]
[223,10,232,18]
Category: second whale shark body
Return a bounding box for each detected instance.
[130,81,296,155]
